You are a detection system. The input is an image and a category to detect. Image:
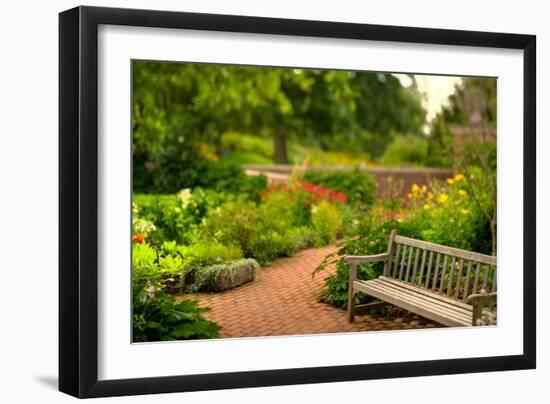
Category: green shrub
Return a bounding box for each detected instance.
[132,278,221,342]
[381,135,428,167]
[132,242,185,282]
[219,132,274,164]
[304,168,377,206]
[248,231,299,264]
[336,203,361,237]
[259,189,312,230]
[402,172,491,253]
[177,241,244,273]
[133,188,233,246]
[314,218,396,308]
[287,226,317,250]
[200,200,260,256]
[196,161,267,202]
[311,200,342,246]
[132,194,190,245]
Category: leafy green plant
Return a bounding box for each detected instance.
[200,200,260,257]
[311,200,342,246]
[314,218,396,308]
[196,161,267,201]
[177,241,244,273]
[132,278,221,342]
[381,135,428,167]
[248,231,299,265]
[402,173,491,253]
[132,242,189,284]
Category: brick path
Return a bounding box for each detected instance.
[179,245,439,338]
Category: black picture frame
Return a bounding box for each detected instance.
[59,5,536,398]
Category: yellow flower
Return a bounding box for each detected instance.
[446,178,455,185]
[407,193,412,199]
[397,217,403,223]
[427,192,434,200]
[411,183,420,193]
[458,189,468,197]
[423,204,431,210]
[454,173,465,182]
[437,193,449,204]
[460,208,469,215]
[421,185,427,193]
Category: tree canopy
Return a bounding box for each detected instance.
[132,61,427,192]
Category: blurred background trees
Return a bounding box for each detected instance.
[132,62,426,193]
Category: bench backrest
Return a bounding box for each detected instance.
[384,231,497,302]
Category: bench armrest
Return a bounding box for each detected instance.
[344,253,389,265]
[466,291,497,306]
[466,292,497,326]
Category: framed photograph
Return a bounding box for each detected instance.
[59,5,536,398]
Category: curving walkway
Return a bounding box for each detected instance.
[179,245,438,338]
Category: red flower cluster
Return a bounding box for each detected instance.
[303,182,347,203]
[132,233,145,244]
[261,182,347,204]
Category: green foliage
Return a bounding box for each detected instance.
[311,200,342,246]
[196,161,267,200]
[133,185,266,246]
[381,135,428,167]
[132,278,221,342]
[219,132,372,167]
[132,61,426,192]
[177,241,244,274]
[132,242,160,280]
[260,188,312,229]
[198,189,336,265]
[426,77,497,168]
[402,173,491,253]
[133,242,190,283]
[132,238,244,292]
[460,140,497,172]
[314,218,396,308]
[133,193,194,245]
[443,77,497,127]
[425,114,454,168]
[200,200,260,257]
[219,132,273,164]
[303,169,377,206]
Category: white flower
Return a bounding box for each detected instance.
[178,189,192,208]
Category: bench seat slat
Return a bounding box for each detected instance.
[362,279,473,319]
[358,278,473,318]
[354,279,471,327]
[378,276,472,311]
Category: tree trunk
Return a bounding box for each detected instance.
[273,128,288,164]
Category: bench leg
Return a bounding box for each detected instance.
[347,288,356,323]
[347,263,358,323]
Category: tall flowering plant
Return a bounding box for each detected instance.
[132,202,157,244]
[402,173,491,253]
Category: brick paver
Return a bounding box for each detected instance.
[178,245,439,338]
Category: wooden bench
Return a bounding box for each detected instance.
[346,230,497,327]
